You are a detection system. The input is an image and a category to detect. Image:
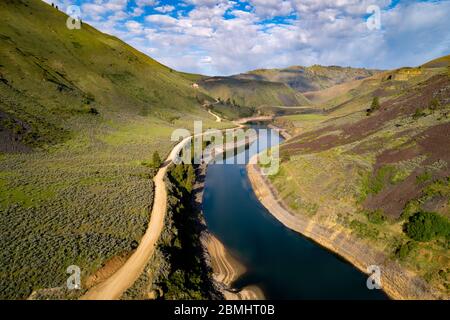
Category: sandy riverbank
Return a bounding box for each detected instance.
[247,161,443,300]
[193,164,265,300]
[202,234,264,300]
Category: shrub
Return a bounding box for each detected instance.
[366,209,386,224]
[416,171,432,184]
[394,241,417,260]
[366,97,380,116]
[152,151,162,169]
[412,108,426,120]
[429,98,440,111]
[349,219,380,239]
[404,211,450,242]
[87,107,99,115]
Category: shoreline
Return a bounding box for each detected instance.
[81,119,264,300]
[246,160,442,300]
[194,163,265,300]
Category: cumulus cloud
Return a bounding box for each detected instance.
[135,0,159,7]
[154,5,175,13]
[76,0,450,75]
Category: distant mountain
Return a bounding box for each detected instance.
[304,55,450,116]
[198,76,311,109]
[235,65,381,93]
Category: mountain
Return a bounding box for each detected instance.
[0,0,228,299]
[305,59,450,117]
[271,55,450,297]
[236,65,381,93]
[197,76,311,109]
[0,0,219,152]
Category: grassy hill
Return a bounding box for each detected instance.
[271,58,450,297]
[0,0,230,299]
[198,76,311,110]
[236,65,380,93]
[305,60,450,119]
[422,55,450,69]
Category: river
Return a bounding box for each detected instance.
[202,126,388,299]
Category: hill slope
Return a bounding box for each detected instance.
[198,76,310,109]
[0,0,228,299]
[271,59,450,297]
[0,0,217,151]
[236,65,380,93]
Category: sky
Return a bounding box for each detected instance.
[44,0,450,76]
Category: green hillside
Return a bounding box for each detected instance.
[237,65,380,93]
[271,58,450,297]
[421,55,450,68]
[198,76,310,109]
[313,59,450,118]
[0,0,229,299]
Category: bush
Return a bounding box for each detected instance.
[416,171,432,184]
[404,211,450,242]
[366,97,380,116]
[395,241,417,260]
[87,107,99,115]
[429,98,440,111]
[152,151,162,169]
[366,209,386,224]
[412,108,426,120]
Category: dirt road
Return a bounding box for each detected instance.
[81,136,192,300]
[208,109,222,122]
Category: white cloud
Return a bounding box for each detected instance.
[131,7,144,17]
[154,5,175,13]
[78,0,450,75]
[135,0,159,7]
[249,0,293,18]
[125,20,144,35]
[146,14,178,26]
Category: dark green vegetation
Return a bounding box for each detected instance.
[236,65,380,92]
[159,164,211,299]
[271,55,450,296]
[404,211,450,242]
[0,0,229,299]
[152,151,163,169]
[394,241,417,260]
[366,97,380,116]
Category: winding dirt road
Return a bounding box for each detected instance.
[208,109,222,122]
[81,116,269,300]
[81,136,192,300]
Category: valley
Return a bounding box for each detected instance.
[0,0,448,301]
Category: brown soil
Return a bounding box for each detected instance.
[83,252,132,289]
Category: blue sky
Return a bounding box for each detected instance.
[45,0,450,75]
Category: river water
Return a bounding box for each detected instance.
[202,126,387,299]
